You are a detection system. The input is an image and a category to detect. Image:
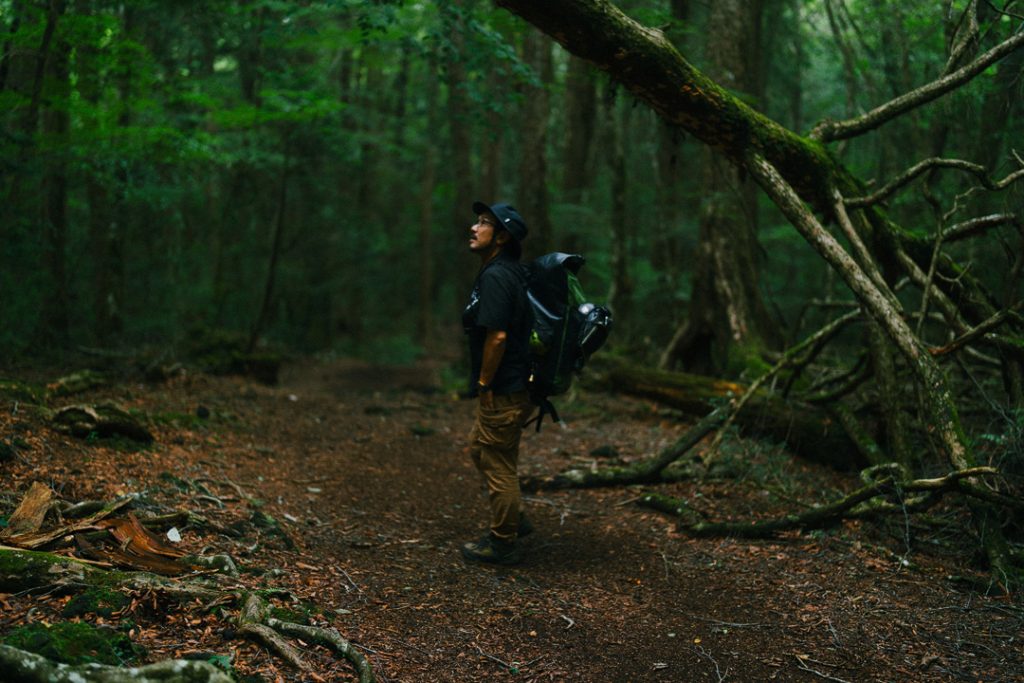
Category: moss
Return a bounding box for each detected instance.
[62,586,129,618]
[268,605,314,625]
[2,621,144,666]
[47,370,108,397]
[0,549,80,592]
[724,343,772,380]
[0,379,44,403]
[184,327,283,384]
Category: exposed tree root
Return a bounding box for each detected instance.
[0,644,232,683]
[0,547,375,681]
[268,617,376,683]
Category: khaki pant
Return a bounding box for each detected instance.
[468,391,533,541]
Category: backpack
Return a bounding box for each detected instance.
[524,253,612,431]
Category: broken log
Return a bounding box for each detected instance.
[593,360,864,469]
[0,482,55,539]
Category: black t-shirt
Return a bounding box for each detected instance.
[463,252,530,395]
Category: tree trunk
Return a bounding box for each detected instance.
[517,29,554,255]
[417,70,440,346]
[662,0,776,374]
[495,0,1022,581]
[606,92,632,338]
[36,16,70,346]
[651,0,691,305]
[443,2,477,296]
[248,142,290,353]
[79,0,125,343]
[0,0,21,93]
[598,360,863,469]
[561,55,597,204]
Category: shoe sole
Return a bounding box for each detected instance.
[460,546,522,566]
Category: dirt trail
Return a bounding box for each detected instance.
[1,359,1021,682]
[264,360,1022,682]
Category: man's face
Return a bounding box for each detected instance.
[469,213,501,253]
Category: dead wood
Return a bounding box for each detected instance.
[46,370,108,398]
[595,359,864,470]
[703,309,863,469]
[4,495,134,549]
[810,31,1024,141]
[639,466,1000,540]
[0,481,55,539]
[541,407,728,489]
[0,644,232,683]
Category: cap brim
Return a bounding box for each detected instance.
[472,201,493,217]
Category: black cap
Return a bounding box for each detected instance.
[472,201,528,242]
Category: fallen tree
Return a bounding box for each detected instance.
[596,359,864,470]
[496,0,1024,586]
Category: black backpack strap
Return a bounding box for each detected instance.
[523,397,560,432]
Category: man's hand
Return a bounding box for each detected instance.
[477,328,507,411]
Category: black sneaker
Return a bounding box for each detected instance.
[461,535,522,565]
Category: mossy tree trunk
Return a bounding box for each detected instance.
[495,0,1023,582]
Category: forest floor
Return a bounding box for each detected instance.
[1,357,1023,682]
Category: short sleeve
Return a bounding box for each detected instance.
[475,267,517,332]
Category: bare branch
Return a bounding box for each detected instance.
[669,467,1000,538]
[986,0,1024,22]
[930,301,1024,357]
[833,188,900,305]
[811,29,1024,142]
[703,308,863,468]
[944,0,981,74]
[895,246,970,335]
[845,158,1024,209]
[942,213,1022,242]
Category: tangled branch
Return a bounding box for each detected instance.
[844,158,1024,209]
[811,30,1024,142]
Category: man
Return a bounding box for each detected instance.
[461,201,534,565]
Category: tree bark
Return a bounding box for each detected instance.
[418,70,440,346]
[606,92,632,338]
[36,15,70,346]
[598,359,863,469]
[443,2,477,295]
[518,29,554,255]
[248,142,290,353]
[495,0,1022,580]
[561,55,597,204]
[662,0,777,374]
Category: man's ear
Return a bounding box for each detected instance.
[495,229,510,246]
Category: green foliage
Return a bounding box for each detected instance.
[2,621,144,666]
[0,0,1021,385]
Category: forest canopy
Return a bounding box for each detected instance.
[1,0,1020,365]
